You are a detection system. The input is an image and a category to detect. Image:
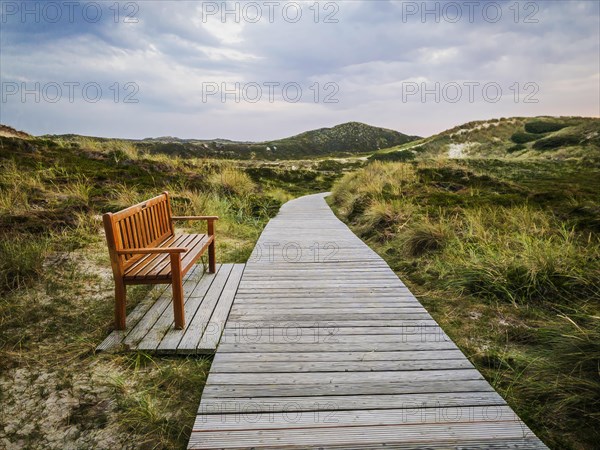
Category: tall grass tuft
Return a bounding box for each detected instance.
[402,219,450,257]
[56,175,93,205]
[0,159,44,214]
[0,233,50,291]
[209,167,256,196]
[108,184,145,210]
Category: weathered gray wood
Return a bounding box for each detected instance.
[193,405,520,430]
[155,265,222,352]
[200,379,497,399]
[177,264,235,353]
[218,332,453,345]
[188,421,543,449]
[197,264,245,352]
[210,359,473,373]
[213,350,466,363]
[227,313,434,321]
[136,265,209,351]
[188,193,547,449]
[207,369,484,386]
[222,323,441,334]
[198,391,508,414]
[216,341,459,353]
[222,319,443,328]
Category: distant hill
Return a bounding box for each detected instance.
[263,122,419,158]
[372,117,600,164]
[41,122,419,160]
[0,124,30,139]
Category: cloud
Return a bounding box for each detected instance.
[1,0,598,140]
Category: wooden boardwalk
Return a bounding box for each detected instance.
[188,193,548,449]
[97,263,244,354]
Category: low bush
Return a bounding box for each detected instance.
[507,144,526,153]
[533,135,581,151]
[525,121,569,134]
[511,132,539,144]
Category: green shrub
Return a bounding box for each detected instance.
[533,135,581,151]
[507,144,526,153]
[511,132,539,144]
[525,121,569,134]
[316,159,344,171]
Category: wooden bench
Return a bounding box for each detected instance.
[102,192,217,330]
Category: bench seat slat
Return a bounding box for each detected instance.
[173,234,212,275]
[124,233,210,282]
[124,234,184,278]
[122,232,178,274]
[147,234,199,278]
[124,234,193,279]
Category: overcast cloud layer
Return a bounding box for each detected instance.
[1,0,598,140]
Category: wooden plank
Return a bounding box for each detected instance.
[212,350,466,364]
[217,332,453,346]
[193,405,520,430]
[222,320,444,328]
[188,421,543,449]
[135,264,206,351]
[200,379,497,398]
[198,391,508,414]
[197,264,245,352]
[210,359,474,373]
[221,325,445,340]
[155,264,222,352]
[227,313,434,321]
[177,264,235,353]
[216,342,459,353]
[206,369,484,386]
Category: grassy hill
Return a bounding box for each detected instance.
[371,116,600,164]
[44,122,419,160]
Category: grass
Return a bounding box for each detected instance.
[0,233,50,292]
[330,158,600,450]
[0,134,347,449]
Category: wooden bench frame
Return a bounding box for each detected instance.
[102,192,217,330]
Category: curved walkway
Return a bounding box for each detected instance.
[188,193,547,449]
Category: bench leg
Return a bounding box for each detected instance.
[170,253,185,330]
[208,240,216,273]
[115,279,127,330]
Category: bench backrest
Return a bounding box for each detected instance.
[103,192,175,274]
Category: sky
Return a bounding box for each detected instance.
[1,0,599,141]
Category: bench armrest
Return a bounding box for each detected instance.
[172,216,219,221]
[116,247,188,255]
